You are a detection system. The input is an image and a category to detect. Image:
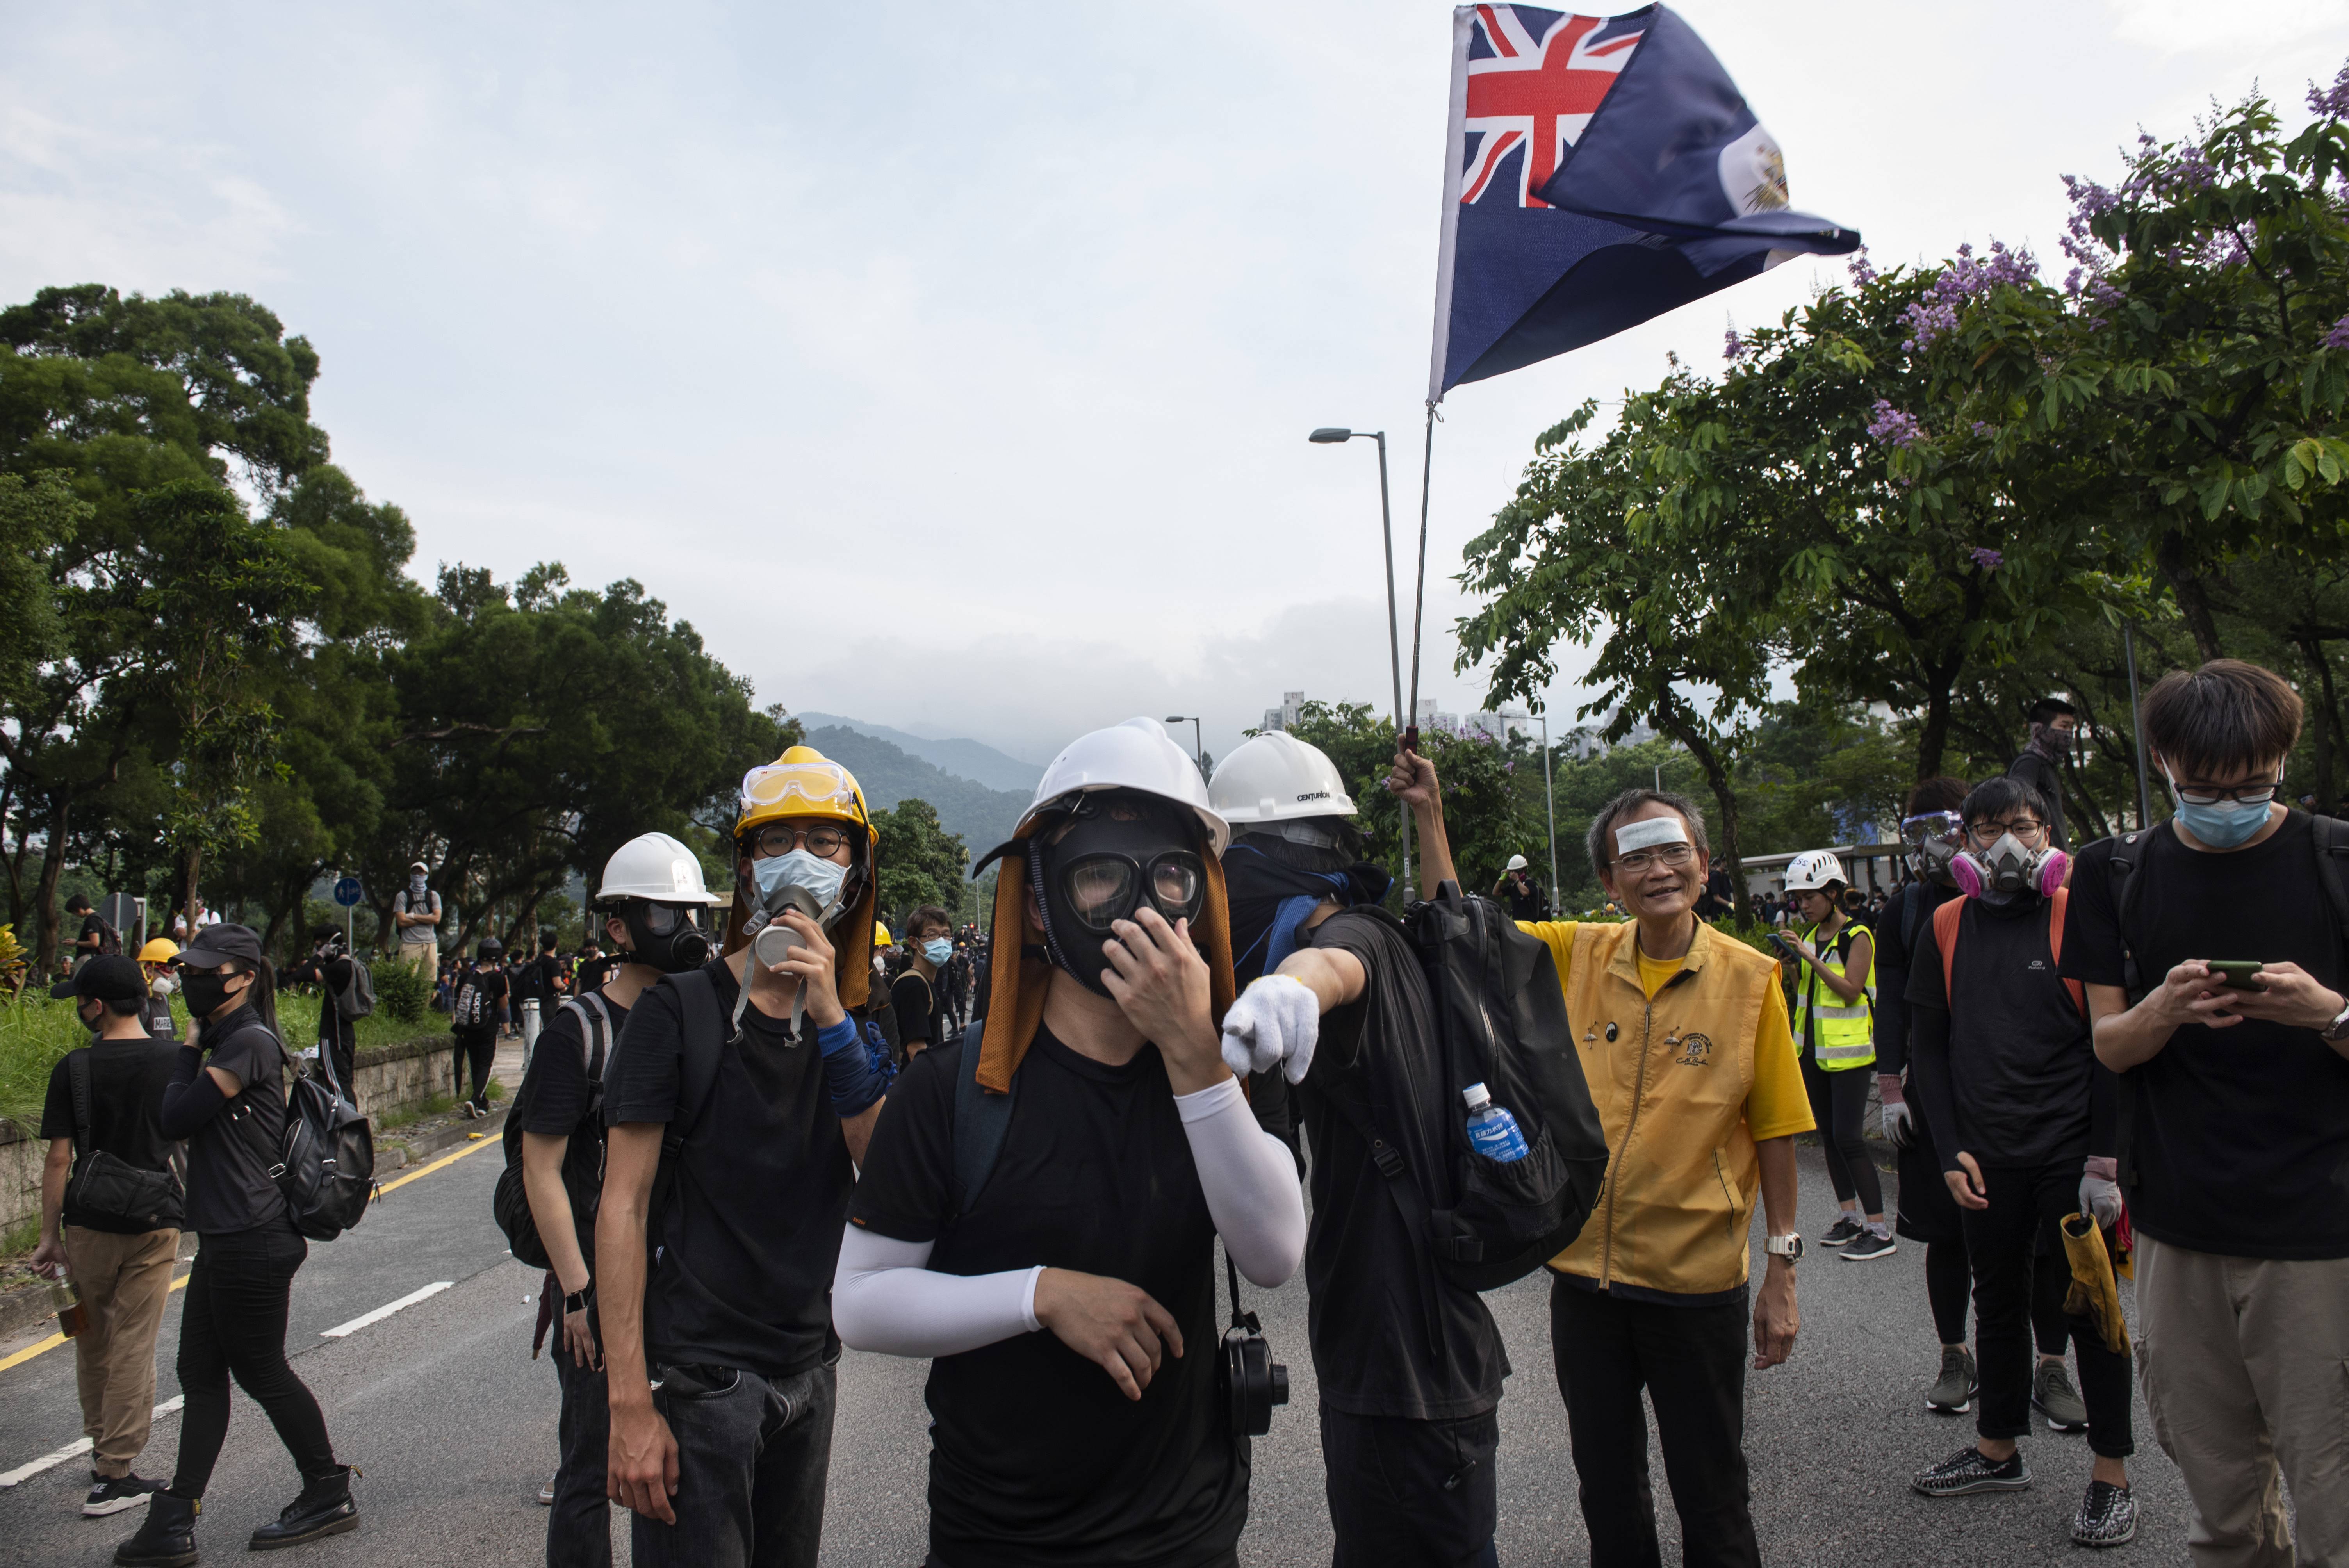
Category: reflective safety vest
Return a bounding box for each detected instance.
[1796,919,1875,1071]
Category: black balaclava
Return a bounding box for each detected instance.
[616,901,713,975]
[1223,819,1392,989]
[1030,792,1207,997]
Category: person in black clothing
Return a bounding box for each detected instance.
[891,904,954,1057]
[574,938,621,997]
[68,893,120,962]
[134,939,180,1042]
[285,927,361,1092]
[1493,855,1549,921]
[1905,779,2136,1548]
[450,940,507,1118]
[114,924,356,1566]
[2005,696,2077,851]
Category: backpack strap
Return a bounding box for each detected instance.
[562,996,612,1083]
[947,1016,1015,1222]
[646,970,729,1253]
[2046,886,2087,1019]
[2309,814,2349,936]
[1933,898,1962,1009]
[1900,882,1930,959]
[2107,832,2147,1003]
[65,1048,94,1166]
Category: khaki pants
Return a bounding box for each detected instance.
[395,943,437,978]
[62,1226,180,1478]
[2137,1234,2349,1568]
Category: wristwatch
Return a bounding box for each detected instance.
[2323,1000,2349,1042]
[1763,1233,1804,1263]
[563,1285,592,1314]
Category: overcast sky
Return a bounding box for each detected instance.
[8,1,2349,769]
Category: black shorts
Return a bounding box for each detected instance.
[1893,1110,1964,1246]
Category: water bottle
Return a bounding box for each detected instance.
[1463,1082,1530,1163]
[51,1273,88,1339]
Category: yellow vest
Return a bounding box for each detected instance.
[1795,919,1875,1072]
[1551,920,1779,1297]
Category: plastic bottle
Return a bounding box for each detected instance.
[51,1272,87,1339]
[1463,1082,1530,1163]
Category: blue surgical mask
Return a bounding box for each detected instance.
[922,937,953,967]
[751,849,847,919]
[2165,766,2276,850]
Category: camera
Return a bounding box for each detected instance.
[1220,1255,1288,1439]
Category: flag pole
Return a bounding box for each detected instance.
[1406,402,1436,754]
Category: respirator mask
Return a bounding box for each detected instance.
[1032,793,1207,997]
[1899,811,1966,887]
[1951,830,2067,902]
[617,900,712,975]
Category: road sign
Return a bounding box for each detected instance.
[333,877,364,908]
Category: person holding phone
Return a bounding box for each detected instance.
[2063,659,2349,1567]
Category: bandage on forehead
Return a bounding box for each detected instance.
[1614,816,1690,856]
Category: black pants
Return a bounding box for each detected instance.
[1923,1224,2073,1352]
[632,1362,835,1568]
[453,1027,495,1108]
[171,1219,336,1498]
[548,1340,612,1568]
[1321,1403,1500,1568]
[1798,1053,1882,1214]
[1551,1279,1757,1568]
[1960,1162,2133,1458]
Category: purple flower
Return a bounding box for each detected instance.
[1867,399,1924,449]
[1971,421,1995,437]
[2310,61,2349,119]
[1969,547,2003,570]
[1902,240,2039,349]
[1847,246,1878,287]
[2326,314,2349,350]
[1723,329,1747,362]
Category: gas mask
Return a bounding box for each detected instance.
[1899,811,1966,888]
[1032,794,1208,996]
[617,901,712,975]
[1950,831,2067,903]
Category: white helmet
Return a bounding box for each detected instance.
[1506,854,1528,871]
[1210,731,1356,826]
[597,832,722,905]
[1783,849,1846,893]
[1020,718,1230,854]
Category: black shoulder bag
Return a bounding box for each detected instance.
[64,1051,184,1231]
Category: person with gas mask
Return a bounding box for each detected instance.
[2006,697,2078,851]
[833,718,1306,1568]
[1777,850,1893,1261]
[1904,776,2136,1547]
[892,904,955,1057]
[135,938,180,1041]
[116,925,356,1566]
[1210,733,1522,1568]
[598,747,892,1568]
[517,831,718,1566]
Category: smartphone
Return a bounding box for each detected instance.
[1767,933,1801,960]
[2207,960,2267,990]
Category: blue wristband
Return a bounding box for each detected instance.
[814,1018,862,1058]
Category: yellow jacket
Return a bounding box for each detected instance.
[1524,919,1811,1299]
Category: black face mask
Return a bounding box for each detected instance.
[182,967,236,1018]
[1032,796,1206,997]
[619,902,713,975]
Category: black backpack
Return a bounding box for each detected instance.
[451,973,487,1030]
[274,1025,375,1240]
[331,957,376,1022]
[494,996,615,1269]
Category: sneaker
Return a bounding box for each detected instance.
[1912,1445,2031,1497]
[458,1100,477,1120]
[84,1473,165,1517]
[1841,1228,1899,1261]
[2072,1480,2137,1547]
[537,1471,558,1507]
[2034,1360,2089,1431]
[1926,1345,1978,1414]
[1819,1214,1865,1249]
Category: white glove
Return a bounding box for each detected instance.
[2080,1156,2123,1230]
[1881,1097,1913,1148]
[1219,975,1321,1085]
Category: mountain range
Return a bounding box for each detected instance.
[795,712,1044,795]
[800,725,1030,864]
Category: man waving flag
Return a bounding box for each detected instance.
[1429,3,1859,397]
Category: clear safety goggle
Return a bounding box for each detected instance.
[1899,811,1966,849]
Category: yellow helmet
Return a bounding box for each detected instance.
[137,937,181,964]
[872,921,893,949]
[736,745,873,844]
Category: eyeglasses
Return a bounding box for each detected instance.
[2172,780,2281,806]
[1614,842,1695,874]
[748,823,852,859]
[1968,819,2044,845]
[1059,851,1207,933]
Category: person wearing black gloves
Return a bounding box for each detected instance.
[113,924,356,1567]
[599,746,893,1568]
[522,833,721,1567]
[833,719,1305,1568]
[285,927,361,1092]
[1904,779,2135,1549]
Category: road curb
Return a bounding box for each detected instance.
[377,1105,509,1172]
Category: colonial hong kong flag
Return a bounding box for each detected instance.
[1429,4,1859,399]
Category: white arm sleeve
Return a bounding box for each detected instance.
[831,1226,1044,1358]
[1176,1076,1308,1287]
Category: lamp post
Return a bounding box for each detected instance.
[1502,709,1559,914]
[1310,425,1412,892]
[1164,716,1205,775]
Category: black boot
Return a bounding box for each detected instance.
[114,1490,199,1568]
[247,1466,359,1551]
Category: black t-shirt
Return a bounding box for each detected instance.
[77,913,112,953]
[1298,909,1510,1418]
[1907,894,2101,1169]
[576,954,620,995]
[520,994,626,1268]
[2007,750,2069,849]
[40,1035,183,1233]
[848,1032,1244,1568]
[185,1011,289,1235]
[1501,877,1545,922]
[1873,881,1957,1076]
[142,994,176,1042]
[601,958,851,1379]
[456,965,508,1033]
[892,971,943,1048]
[2062,814,2349,1259]
[313,957,355,1042]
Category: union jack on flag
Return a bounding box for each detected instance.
[1428,4,1858,399]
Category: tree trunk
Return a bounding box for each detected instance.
[1914,682,1953,780]
[33,794,71,981]
[182,846,204,945]
[2304,637,2340,809]
[2157,536,2225,663]
[1660,713,1744,907]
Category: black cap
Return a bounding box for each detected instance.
[179,922,265,969]
[50,954,145,1003]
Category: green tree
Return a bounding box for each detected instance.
[872,798,970,923]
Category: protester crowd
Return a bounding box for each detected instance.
[22,656,2347,1568]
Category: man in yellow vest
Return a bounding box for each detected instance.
[1414,768,1812,1568]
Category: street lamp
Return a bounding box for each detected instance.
[1309,425,1412,893]
[1165,716,1205,773]
[1501,709,1559,915]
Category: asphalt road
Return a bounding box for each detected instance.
[0,1139,2191,1566]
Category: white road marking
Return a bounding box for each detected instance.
[319,1280,453,1340]
[0,1396,184,1487]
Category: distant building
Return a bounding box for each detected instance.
[1260,690,1307,732]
